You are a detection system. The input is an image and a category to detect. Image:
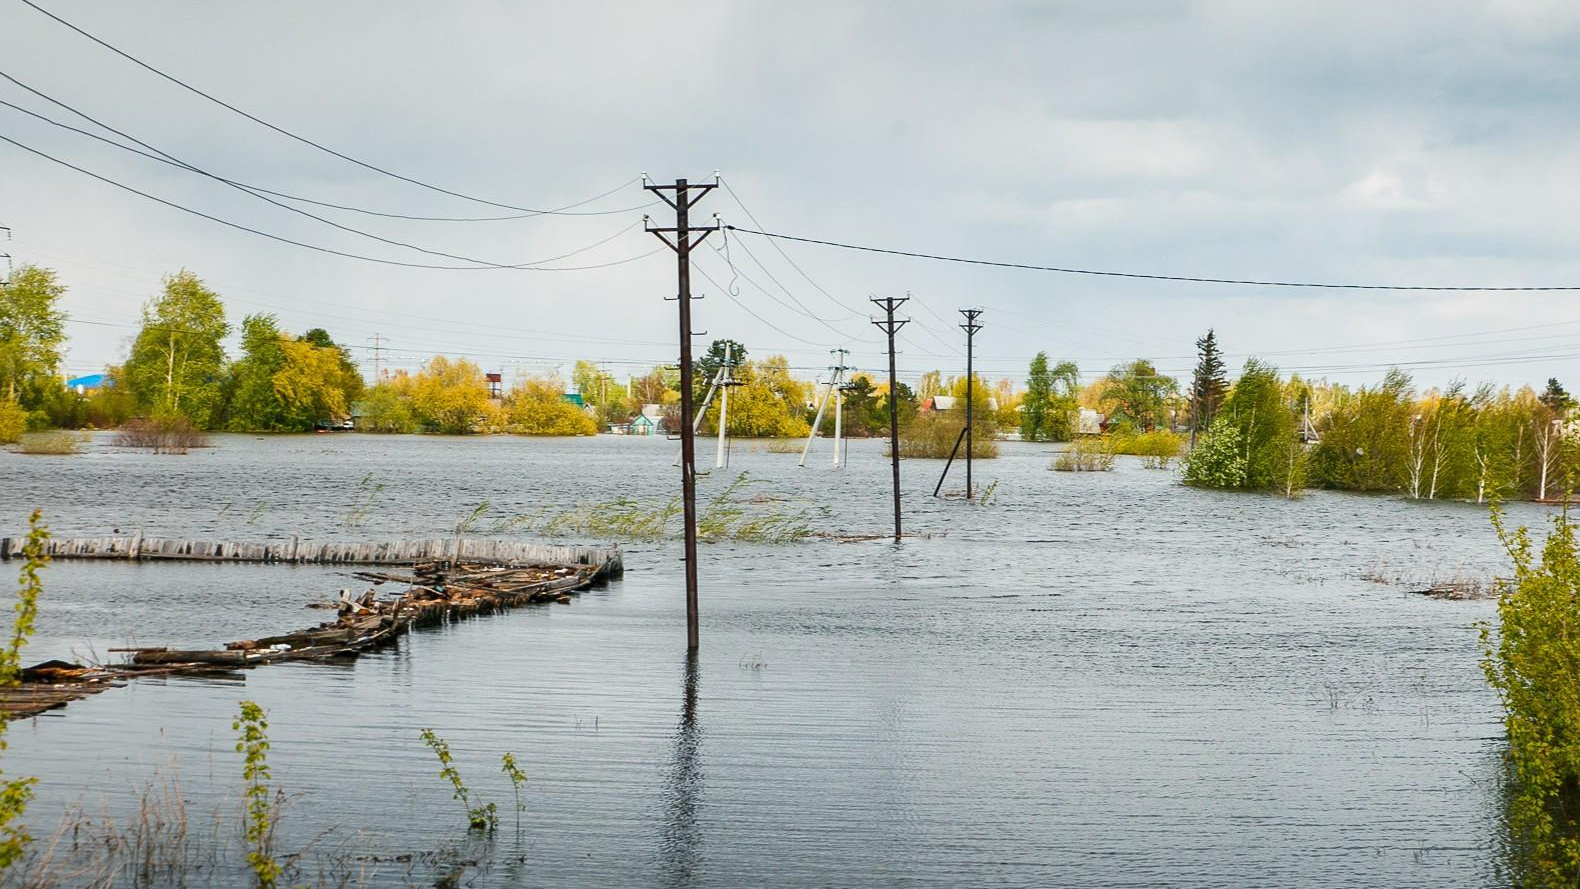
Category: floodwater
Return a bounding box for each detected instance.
[0,432,1558,887]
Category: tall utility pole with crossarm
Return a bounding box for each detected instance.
[644,176,718,652]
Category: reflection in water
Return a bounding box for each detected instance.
[659,652,703,886]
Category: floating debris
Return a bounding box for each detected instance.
[1,558,615,719]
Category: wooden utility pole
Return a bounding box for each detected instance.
[645,176,718,651]
[871,295,909,541]
[959,308,984,500]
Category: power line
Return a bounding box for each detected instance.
[18,0,633,216]
[0,133,663,272]
[0,85,644,269]
[725,226,1580,292]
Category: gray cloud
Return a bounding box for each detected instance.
[2,0,1578,390]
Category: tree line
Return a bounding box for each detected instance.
[1014,328,1576,502]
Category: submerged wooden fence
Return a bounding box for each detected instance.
[0,534,623,576]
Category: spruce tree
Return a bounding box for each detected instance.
[1190,329,1228,433]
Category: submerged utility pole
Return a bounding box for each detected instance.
[871,295,909,541]
[960,308,984,500]
[645,176,718,651]
[799,348,849,467]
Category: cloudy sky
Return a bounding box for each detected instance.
[3,0,1579,391]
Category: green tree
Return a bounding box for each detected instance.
[1309,369,1415,493]
[124,270,230,427]
[0,265,67,410]
[1099,359,1177,431]
[1022,353,1053,442]
[358,377,418,433]
[1185,359,1304,494]
[225,314,289,431]
[1189,329,1228,437]
[1541,377,1575,414]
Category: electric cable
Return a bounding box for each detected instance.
[726,226,1580,292]
[18,0,642,216]
[0,133,664,271]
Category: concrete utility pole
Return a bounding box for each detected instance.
[959,309,984,500]
[645,176,718,652]
[799,348,849,467]
[715,343,738,469]
[870,295,910,541]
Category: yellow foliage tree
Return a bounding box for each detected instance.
[411,356,492,434]
[502,376,597,436]
[273,338,352,426]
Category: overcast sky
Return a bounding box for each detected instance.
[3,0,1579,391]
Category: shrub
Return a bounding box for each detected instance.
[0,401,24,445]
[1111,429,1185,458]
[1481,508,1580,886]
[114,416,209,454]
[1052,437,1116,472]
[16,431,87,455]
[896,411,998,459]
[1182,415,1248,488]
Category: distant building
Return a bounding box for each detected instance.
[65,373,109,394]
[486,372,503,399]
[611,403,666,436]
[1076,408,1104,436]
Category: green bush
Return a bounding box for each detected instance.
[1052,437,1116,472]
[1182,415,1248,488]
[0,402,24,445]
[896,411,998,459]
[1111,429,1185,458]
[1481,509,1580,886]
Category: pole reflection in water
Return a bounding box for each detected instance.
[659,651,704,885]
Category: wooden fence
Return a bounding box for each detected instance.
[0,534,623,576]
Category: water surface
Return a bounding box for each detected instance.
[0,433,1552,886]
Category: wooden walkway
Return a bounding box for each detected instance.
[0,535,622,577]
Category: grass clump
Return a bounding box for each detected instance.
[1052,438,1116,472]
[895,412,998,459]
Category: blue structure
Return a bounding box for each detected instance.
[65,373,109,393]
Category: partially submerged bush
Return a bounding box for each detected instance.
[115,415,209,454]
[1052,437,1116,472]
[896,411,998,459]
[16,431,87,455]
[1481,508,1580,886]
[1111,429,1184,458]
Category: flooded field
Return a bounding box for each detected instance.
[0,433,1554,887]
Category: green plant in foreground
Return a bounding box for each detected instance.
[1481,506,1580,887]
[421,729,497,832]
[233,700,281,889]
[500,753,527,828]
[0,510,46,871]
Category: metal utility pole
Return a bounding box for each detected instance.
[646,176,718,652]
[870,295,909,541]
[959,308,984,500]
[367,333,386,382]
